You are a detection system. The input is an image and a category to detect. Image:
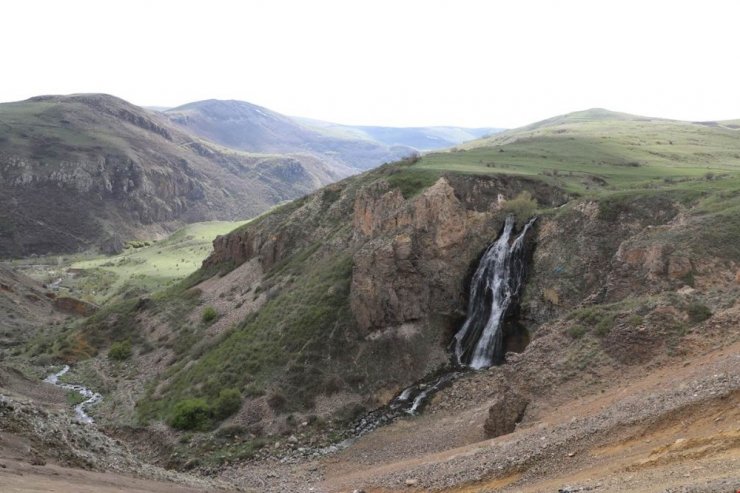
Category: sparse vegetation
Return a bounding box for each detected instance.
[567,325,587,339]
[686,302,712,324]
[137,251,355,424]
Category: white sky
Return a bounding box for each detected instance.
[1,0,739,128]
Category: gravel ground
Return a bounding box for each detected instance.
[220,329,739,493]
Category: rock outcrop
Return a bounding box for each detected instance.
[483,390,529,438]
[53,296,98,317]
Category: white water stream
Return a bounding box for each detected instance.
[44,365,102,424]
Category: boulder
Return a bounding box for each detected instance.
[483,391,529,438]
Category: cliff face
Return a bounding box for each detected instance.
[206,173,568,337]
[193,171,738,410]
[0,94,351,257]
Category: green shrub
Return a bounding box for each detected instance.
[169,398,212,431]
[244,383,265,397]
[212,388,242,420]
[594,314,615,337]
[108,340,132,361]
[686,302,712,323]
[201,306,218,324]
[502,191,538,222]
[567,325,586,339]
[385,169,440,198]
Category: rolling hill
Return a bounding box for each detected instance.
[294,117,502,151]
[0,94,353,257]
[163,99,416,170]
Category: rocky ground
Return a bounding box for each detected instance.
[1,306,738,493]
[0,365,234,492]
[213,311,740,493]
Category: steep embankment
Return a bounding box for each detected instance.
[0,264,63,350]
[0,94,350,257]
[54,110,740,487]
[164,99,414,170]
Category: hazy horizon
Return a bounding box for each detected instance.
[2,0,739,128]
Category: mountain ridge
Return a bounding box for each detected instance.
[163,99,415,171]
[0,93,350,257]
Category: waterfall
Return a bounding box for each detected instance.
[346,215,536,436]
[453,215,536,369]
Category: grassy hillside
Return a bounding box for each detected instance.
[382,108,740,195]
[164,99,414,170]
[0,94,348,257]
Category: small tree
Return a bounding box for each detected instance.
[169,398,212,431]
[108,340,132,361]
[501,191,538,222]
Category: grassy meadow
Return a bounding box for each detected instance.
[382,109,740,196]
[11,220,246,304]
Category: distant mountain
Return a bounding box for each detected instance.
[164,100,415,170]
[0,94,353,257]
[294,117,502,150]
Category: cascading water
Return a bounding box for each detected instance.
[348,215,536,438]
[452,214,536,369]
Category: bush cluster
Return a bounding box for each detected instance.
[108,339,132,361]
[686,302,712,323]
[201,306,218,323]
[168,388,243,431]
[501,191,538,222]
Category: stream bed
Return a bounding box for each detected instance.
[44,365,102,424]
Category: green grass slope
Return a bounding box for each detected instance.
[392,108,740,195]
[11,220,247,305]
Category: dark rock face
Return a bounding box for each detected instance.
[53,297,98,317]
[483,390,529,438]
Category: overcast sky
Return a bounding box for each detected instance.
[2,0,738,127]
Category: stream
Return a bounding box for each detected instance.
[44,365,102,424]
